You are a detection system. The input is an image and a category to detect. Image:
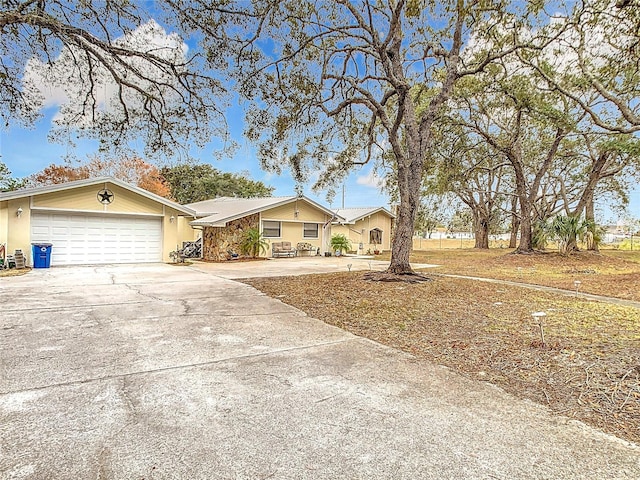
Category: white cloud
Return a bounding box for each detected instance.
[356,168,385,188]
[22,20,189,126]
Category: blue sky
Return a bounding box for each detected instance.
[0,104,390,211]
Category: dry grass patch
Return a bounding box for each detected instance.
[0,268,31,277]
[394,249,640,301]
[244,272,640,444]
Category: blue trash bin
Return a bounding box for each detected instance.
[32,243,53,268]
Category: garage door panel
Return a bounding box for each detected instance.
[31,213,162,265]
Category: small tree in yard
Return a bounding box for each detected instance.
[240,228,268,258]
[330,234,351,256]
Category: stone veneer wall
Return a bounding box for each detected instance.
[202,213,260,261]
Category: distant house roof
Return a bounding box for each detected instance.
[0,176,195,215]
[188,195,339,227]
[332,207,395,225]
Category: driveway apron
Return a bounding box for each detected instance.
[1,264,638,479]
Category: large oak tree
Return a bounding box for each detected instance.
[169,0,549,274]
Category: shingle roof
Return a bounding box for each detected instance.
[188,196,339,227]
[333,206,395,224]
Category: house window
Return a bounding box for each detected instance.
[263,221,281,238]
[303,223,319,238]
[369,228,382,245]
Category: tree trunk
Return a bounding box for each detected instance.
[516,210,533,252]
[388,153,421,274]
[512,167,533,253]
[585,194,598,252]
[514,173,534,253]
[509,220,519,248]
[384,4,464,275]
[473,212,490,249]
[508,195,519,248]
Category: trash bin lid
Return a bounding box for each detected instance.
[31,242,53,246]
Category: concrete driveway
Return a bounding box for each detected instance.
[1,263,638,479]
[190,255,438,279]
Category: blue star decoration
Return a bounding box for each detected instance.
[97,189,114,204]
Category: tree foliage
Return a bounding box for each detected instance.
[427,122,509,248]
[521,0,640,134]
[550,215,590,256]
[160,163,274,204]
[330,234,351,255]
[0,0,224,159]
[414,198,446,239]
[0,161,26,191]
[29,156,171,197]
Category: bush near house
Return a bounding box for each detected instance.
[240,228,269,258]
[330,234,351,255]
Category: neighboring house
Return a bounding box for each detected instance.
[188,196,338,260]
[332,207,395,254]
[0,177,196,266]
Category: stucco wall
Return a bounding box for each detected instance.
[260,200,331,255]
[178,216,199,244]
[261,220,324,255]
[32,183,163,214]
[333,211,394,253]
[0,201,8,246]
[202,214,259,262]
[3,199,32,263]
[162,208,197,262]
[262,200,329,223]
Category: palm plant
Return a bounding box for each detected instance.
[551,215,589,255]
[330,234,351,255]
[240,228,269,258]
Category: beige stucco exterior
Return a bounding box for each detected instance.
[0,179,196,264]
[260,200,334,256]
[31,183,164,214]
[178,216,200,244]
[1,198,32,261]
[333,210,394,254]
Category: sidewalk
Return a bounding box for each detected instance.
[434,273,640,308]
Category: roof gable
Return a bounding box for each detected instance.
[189,195,339,227]
[0,177,195,215]
[333,206,395,224]
[186,196,295,218]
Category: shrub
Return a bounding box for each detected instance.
[330,234,351,255]
[551,215,589,256]
[240,228,268,258]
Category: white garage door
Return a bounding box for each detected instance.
[31,212,162,265]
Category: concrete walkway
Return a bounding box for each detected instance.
[1,263,638,479]
[433,272,640,309]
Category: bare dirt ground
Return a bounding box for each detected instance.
[244,249,640,445]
